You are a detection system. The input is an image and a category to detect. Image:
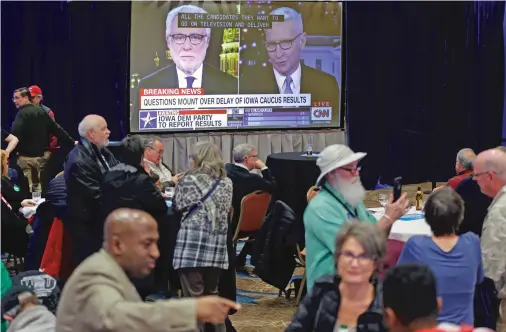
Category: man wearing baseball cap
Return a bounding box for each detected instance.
[29,85,57,153]
[304,144,410,290]
[1,285,55,332]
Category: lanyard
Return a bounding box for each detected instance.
[0,194,12,210]
[322,186,358,219]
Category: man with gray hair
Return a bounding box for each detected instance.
[474,149,506,331]
[225,143,277,269]
[138,4,237,94]
[304,144,409,290]
[143,136,183,188]
[447,148,476,189]
[64,114,118,269]
[433,148,476,192]
[239,6,339,118]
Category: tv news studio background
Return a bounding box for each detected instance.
[1,1,505,189]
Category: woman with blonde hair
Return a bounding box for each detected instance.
[173,142,232,332]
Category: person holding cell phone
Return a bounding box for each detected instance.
[304,144,410,291]
[143,136,184,189]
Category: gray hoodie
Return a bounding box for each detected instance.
[7,305,55,332]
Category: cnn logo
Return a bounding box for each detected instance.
[311,107,332,121]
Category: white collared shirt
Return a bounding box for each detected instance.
[234,163,268,172]
[273,63,302,94]
[144,158,172,183]
[176,64,204,88]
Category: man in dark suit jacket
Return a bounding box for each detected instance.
[225,143,277,269]
[139,62,237,95]
[133,5,238,129]
[139,4,237,94]
[239,7,340,119]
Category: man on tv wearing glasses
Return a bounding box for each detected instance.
[138,5,238,94]
[240,7,340,110]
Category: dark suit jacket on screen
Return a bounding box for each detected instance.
[138,63,238,94]
[225,163,277,230]
[239,62,340,113]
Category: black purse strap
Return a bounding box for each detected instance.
[322,185,358,219]
[183,178,222,221]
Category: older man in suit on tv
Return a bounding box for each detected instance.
[138,5,238,94]
[240,7,340,112]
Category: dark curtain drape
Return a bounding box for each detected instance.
[346,1,505,188]
[1,1,130,140]
[2,1,504,186]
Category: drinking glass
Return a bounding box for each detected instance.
[378,193,388,212]
[32,191,41,202]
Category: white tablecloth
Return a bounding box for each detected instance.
[369,207,432,242]
[19,199,46,219]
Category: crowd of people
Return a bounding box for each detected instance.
[1,84,506,332]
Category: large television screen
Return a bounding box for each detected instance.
[129,1,342,132]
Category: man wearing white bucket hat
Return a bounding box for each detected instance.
[304,144,409,290]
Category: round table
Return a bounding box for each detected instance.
[266,152,321,231]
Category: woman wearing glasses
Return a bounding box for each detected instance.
[286,222,387,332]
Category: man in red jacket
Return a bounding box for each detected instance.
[29,85,58,152]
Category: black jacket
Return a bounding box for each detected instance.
[1,176,29,211]
[225,163,277,229]
[139,63,238,94]
[1,176,30,257]
[64,140,117,265]
[253,200,297,290]
[286,275,386,332]
[100,163,167,227]
[100,163,169,293]
[455,176,492,237]
[11,104,73,157]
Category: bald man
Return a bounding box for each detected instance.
[64,115,118,270]
[474,149,506,331]
[56,208,240,332]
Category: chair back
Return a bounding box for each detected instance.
[306,186,320,203]
[234,191,271,240]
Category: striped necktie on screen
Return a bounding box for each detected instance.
[185,76,196,88]
[284,76,293,94]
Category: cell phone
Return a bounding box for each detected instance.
[393,177,403,202]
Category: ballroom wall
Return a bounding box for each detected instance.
[153,128,346,173]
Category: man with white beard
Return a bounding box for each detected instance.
[304,144,409,290]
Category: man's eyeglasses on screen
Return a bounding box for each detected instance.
[264,33,303,52]
[170,34,207,45]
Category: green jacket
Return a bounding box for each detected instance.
[1,262,13,332]
[303,182,377,290]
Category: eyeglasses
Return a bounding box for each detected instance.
[338,251,374,265]
[341,166,361,174]
[264,33,302,52]
[473,171,491,179]
[148,146,164,154]
[169,34,207,45]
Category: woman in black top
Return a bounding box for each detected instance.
[287,222,387,332]
[100,136,168,298]
[1,149,35,258]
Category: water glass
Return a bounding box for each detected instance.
[378,193,388,212]
[165,187,175,199]
[32,191,41,202]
